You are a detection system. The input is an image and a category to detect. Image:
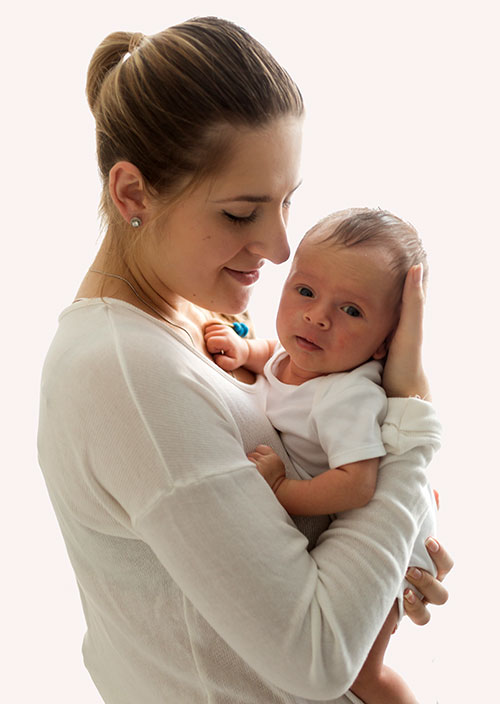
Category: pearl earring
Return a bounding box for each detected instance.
[130,216,142,228]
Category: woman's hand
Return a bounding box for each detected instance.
[403,538,454,625]
[383,264,431,400]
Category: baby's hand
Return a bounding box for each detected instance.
[204,319,249,371]
[247,445,286,494]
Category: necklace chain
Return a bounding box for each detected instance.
[89,268,195,346]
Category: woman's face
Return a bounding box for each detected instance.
[140,116,303,314]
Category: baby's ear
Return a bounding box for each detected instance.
[372,340,389,360]
[373,306,401,360]
[372,325,397,360]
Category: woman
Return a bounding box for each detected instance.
[38,17,452,704]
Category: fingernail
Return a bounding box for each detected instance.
[404,589,416,604]
[407,567,422,580]
[425,537,440,553]
[413,264,423,285]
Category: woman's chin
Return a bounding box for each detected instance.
[215,291,252,315]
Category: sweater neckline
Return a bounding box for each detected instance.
[64,297,261,392]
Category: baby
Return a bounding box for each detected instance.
[204,207,438,704]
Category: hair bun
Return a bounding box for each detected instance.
[86,31,137,115]
[128,32,145,53]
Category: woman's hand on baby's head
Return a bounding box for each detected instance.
[383,265,431,400]
[203,319,249,371]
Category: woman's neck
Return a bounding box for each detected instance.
[76,237,211,354]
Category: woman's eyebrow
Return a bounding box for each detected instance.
[212,180,303,204]
[213,195,273,203]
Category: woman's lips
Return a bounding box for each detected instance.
[224,267,261,286]
[295,335,322,351]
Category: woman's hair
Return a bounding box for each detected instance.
[303,207,428,304]
[86,17,304,230]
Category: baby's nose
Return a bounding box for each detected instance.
[304,310,330,329]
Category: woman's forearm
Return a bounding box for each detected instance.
[135,396,440,700]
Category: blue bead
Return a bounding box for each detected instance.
[232,322,249,338]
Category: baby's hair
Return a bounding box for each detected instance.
[304,207,428,303]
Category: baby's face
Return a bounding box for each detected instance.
[276,240,400,381]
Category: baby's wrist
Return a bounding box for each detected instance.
[271,474,287,495]
[240,338,251,366]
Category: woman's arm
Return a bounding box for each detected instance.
[135,269,440,699]
[91,267,440,700]
[382,264,453,623]
[128,385,439,701]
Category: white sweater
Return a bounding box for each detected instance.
[37,299,441,704]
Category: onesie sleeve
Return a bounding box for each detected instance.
[313,376,388,468]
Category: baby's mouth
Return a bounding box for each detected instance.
[295,335,322,351]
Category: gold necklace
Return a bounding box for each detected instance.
[89,268,195,346]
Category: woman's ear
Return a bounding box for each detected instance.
[108,161,149,224]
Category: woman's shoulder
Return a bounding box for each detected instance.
[44,299,202,393]
[47,298,260,401]
[59,298,190,355]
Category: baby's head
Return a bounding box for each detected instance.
[276,208,427,379]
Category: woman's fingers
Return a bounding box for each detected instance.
[403,589,431,626]
[396,264,425,350]
[383,265,430,399]
[425,537,455,582]
[406,567,449,606]
[404,537,454,625]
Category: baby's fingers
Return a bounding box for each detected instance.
[205,332,230,354]
[213,353,240,372]
[247,445,273,466]
[253,445,275,455]
[203,318,227,332]
[247,451,265,467]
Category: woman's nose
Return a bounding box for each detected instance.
[249,216,290,264]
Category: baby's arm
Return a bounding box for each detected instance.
[204,320,276,373]
[247,445,379,516]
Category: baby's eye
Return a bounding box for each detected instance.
[341,305,361,318]
[297,286,314,297]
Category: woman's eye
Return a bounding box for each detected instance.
[341,305,361,318]
[223,210,257,225]
[297,286,314,297]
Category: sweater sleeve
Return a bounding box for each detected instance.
[132,384,440,700]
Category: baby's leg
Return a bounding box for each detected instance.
[350,601,418,704]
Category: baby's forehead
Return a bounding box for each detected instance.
[294,236,394,270]
[291,238,402,307]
